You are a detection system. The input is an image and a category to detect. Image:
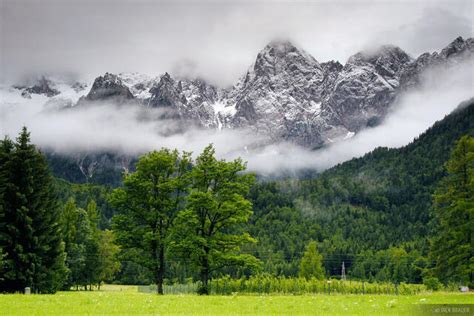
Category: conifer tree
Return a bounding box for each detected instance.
[0,128,67,293]
[430,135,473,286]
[0,138,14,286]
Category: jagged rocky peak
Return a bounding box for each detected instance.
[252,39,322,79]
[146,72,218,127]
[117,72,157,99]
[439,36,473,59]
[180,78,218,105]
[18,76,60,98]
[149,73,186,108]
[71,81,88,93]
[323,45,412,134]
[83,72,134,103]
[5,36,469,149]
[318,61,343,100]
[347,45,412,76]
[400,36,473,89]
[224,40,331,146]
[230,39,326,101]
[321,60,343,73]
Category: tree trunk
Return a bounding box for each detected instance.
[157,244,165,295]
[199,250,210,295]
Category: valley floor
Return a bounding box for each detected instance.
[0,285,472,315]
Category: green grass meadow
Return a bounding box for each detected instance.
[0,285,472,315]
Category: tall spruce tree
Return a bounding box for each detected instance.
[0,128,67,293]
[430,135,473,286]
[0,137,14,285]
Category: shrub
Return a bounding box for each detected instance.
[423,277,443,291]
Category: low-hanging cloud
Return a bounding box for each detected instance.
[237,58,474,174]
[1,57,472,175]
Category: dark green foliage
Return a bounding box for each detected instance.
[54,179,114,229]
[172,145,260,294]
[423,277,443,291]
[299,240,325,279]
[430,135,473,286]
[60,198,87,289]
[0,128,67,293]
[115,258,153,285]
[8,101,469,287]
[208,275,426,295]
[350,247,426,283]
[60,198,120,290]
[97,229,120,287]
[247,102,474,282]
[0,248,4,281]
[111,149,192,294]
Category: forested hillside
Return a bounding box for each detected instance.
[246,100,474,282]
[47,100,474,286]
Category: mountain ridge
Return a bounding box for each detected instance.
[7,36,473,148]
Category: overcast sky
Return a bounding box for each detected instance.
[1,0,473,86]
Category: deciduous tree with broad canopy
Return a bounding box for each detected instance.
[111,149,191,294]
[172,145,260,294]
[299,240,325,280]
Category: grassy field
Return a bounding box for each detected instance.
[0,285,472,315]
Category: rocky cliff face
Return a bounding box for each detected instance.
[146,73,218,127]
[221,37,472,146]
[14,77,60,98]
[80,72,135,105]
[223,40,327,146]
[400,36,474,89]
[222,42,415,146]
[323,45,412,133]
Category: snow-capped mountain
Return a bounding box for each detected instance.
[147,73,218,128]
[5,36,473,148]
[224,40,327,146]
[78,72,135,105]
[323,45,412,134]
[400,36,474,89]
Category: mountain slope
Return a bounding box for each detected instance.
[225,40,327,146]
[80,73,134,104]
[52,99,474,280]
[248,99,474,276]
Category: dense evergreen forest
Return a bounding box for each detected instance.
[1,101,472,293]
[247,101,474,283]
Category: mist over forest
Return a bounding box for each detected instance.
[0,0,473,307]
